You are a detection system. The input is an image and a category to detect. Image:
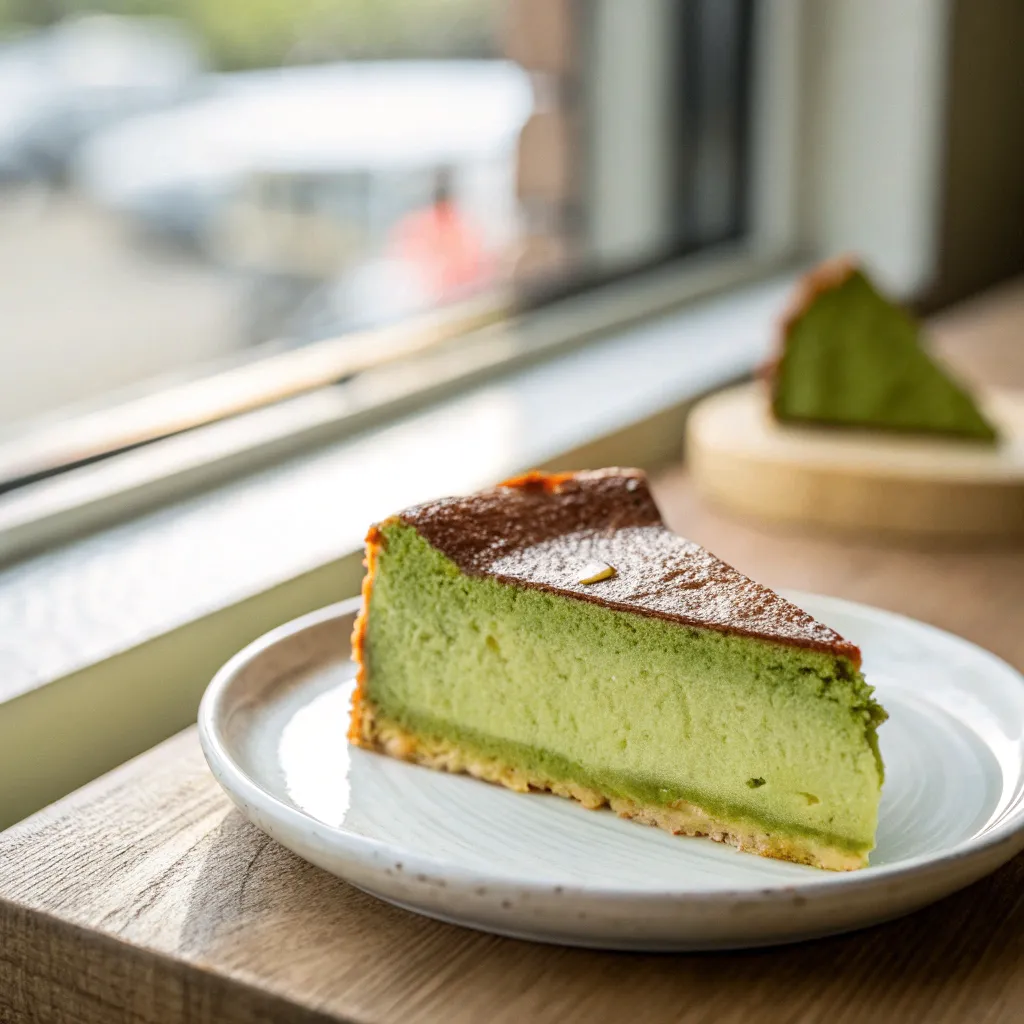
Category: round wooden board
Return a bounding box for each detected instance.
[687,383,1024,539]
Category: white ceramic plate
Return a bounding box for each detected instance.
[198,593,1024,950]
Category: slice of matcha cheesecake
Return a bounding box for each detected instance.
[350,469,887,870]
[770,258,997,441]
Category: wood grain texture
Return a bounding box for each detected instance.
[2,716,1024,1024]
[1,280,1022,1022]
[1,470,1023,1023]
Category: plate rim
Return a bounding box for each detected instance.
[198,592,1024,906]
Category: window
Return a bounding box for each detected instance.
[0,0,784,508]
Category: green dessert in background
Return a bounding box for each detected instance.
[770,258,998,441]
[350,469,887,870]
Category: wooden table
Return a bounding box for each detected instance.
[2,281,1023,1023]
[1,475,1022,1024]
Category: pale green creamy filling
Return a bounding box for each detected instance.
[774,268,996,440]
[364,522,886,853]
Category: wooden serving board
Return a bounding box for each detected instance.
[687,383,1024,539]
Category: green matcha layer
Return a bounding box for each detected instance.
[351,470,887,870]
[771,260,997,441]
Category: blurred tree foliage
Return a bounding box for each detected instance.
[0,0,497,69]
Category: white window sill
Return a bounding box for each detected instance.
[0,272,794,829]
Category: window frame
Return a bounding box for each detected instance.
[0,245,788,565]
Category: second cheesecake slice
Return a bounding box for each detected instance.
[350,469,886,870]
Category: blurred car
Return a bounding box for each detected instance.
[0,15,201,184]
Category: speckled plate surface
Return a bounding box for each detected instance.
[198,594,1024,950]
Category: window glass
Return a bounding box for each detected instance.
[0,0,755,486]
